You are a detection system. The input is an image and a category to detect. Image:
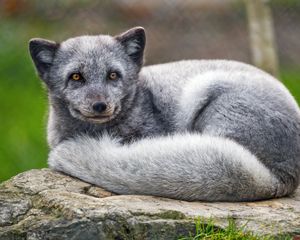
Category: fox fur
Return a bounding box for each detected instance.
[29,27,300,201]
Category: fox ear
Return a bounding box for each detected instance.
[115,27,146,67]
[29,38,59,77]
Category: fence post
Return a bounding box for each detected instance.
[245,0,279,78]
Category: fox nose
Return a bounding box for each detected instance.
[92,102,107,113]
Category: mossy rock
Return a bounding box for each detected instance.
[0,169,300,239]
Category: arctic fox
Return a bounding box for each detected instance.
[29,27,300,201]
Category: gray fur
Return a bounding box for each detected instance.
[29,27,300,201]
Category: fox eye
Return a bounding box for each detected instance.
[108,72,118,80]
[70,73,83,81]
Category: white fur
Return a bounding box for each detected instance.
[49,133,278,201]
[30,33,300,202]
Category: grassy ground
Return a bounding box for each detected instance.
[0,18,299,182]
[179,218,293,240]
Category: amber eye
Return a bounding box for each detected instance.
[108,72,118,80]
[70,73,82,81]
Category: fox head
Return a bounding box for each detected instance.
[29,27,145,124]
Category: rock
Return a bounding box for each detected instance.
[0,169,300,239]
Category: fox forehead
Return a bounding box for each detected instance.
[54,35,128,75]
[59,35,119,54]
[56,35,127,65]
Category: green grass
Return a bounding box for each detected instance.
[0,18,299,182]
[0,19,49,181]
[281,68,300,104]
[179,218,293,240]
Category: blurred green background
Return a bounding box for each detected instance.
[0,0,299,182]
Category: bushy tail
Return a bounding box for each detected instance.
[48,133,282,201]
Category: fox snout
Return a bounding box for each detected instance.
[70,98,118,124]
[81,100,115,117]
[84,92,112,116]
[92,102,107,113]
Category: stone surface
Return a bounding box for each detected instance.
[0,169,300,239]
